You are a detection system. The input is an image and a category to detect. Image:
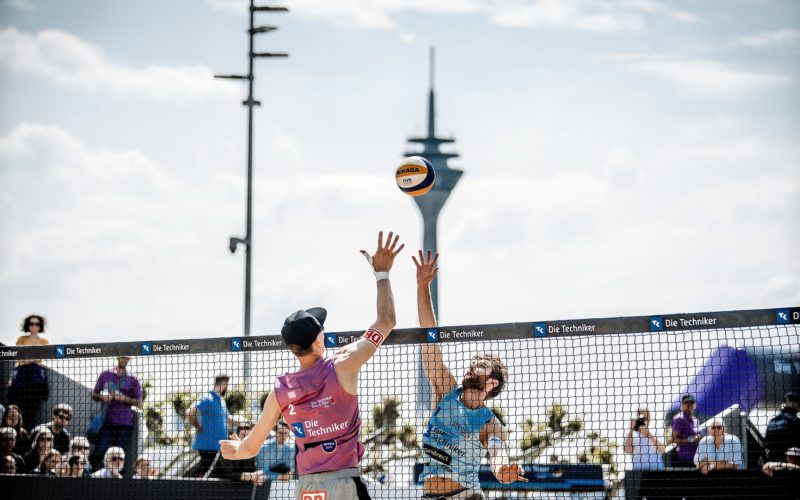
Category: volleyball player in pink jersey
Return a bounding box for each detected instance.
[220,231,404,500]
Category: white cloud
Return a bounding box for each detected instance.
[730,29,800,48]
[0,27,239,102]
[610,54,791,98]
[400,33,416,44]
[206,0,697,31]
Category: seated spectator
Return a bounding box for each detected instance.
[133,454,159,479]
[32,449,62,476]
[1,455,16,475]
[208,421,264,486]
[762,446,800,477]
[765,392,800,463]
[671,394,700,467]
[624,406,665,470]
[32,403,73,454]
[2,404,30,455]
[68,436,93,476]
[91,446,125,478]
[0,427,25,474]
[694,418,744,474]
[256,420,296,480]
[24,427,54,473]
[65,453,89,478]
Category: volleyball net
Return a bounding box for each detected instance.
[1,306,798,499]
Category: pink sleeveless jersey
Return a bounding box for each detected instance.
[274,357,364,475]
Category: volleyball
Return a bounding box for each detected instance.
[395,156,435,196]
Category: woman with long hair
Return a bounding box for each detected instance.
[2,404,30,455]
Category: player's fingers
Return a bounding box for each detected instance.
[431,252,439,267]
[377,231,384,250]
[393,243,405,256]
[418,249,425,262]
[385,232,394,250]
[412,255,420,268]
[387,232,398,252]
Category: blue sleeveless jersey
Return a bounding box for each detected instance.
[421,386,494,491]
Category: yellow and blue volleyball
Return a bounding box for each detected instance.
[395,156,435,196]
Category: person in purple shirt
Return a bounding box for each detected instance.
[89,356,142,472]
[220,230,404,500]
[671,394,700,467]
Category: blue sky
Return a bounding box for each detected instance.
[1,0,798,345]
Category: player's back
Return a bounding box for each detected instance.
[274,357,364,475]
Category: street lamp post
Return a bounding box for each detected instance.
[215,0,288,387]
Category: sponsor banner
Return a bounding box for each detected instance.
[2,307,793,359]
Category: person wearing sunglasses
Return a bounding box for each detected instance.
[7,315,51,430]
[66,453,89,478]
[693,418,744,474]
[69,436,94,476]
[24,427,54,473]
[92,446,125,478]
[31,403,73,454]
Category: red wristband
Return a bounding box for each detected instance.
[362,329,384,348]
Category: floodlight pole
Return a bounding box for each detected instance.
[215,0,288,387]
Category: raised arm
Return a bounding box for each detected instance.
[481,416,527,484]
[415,250,456,402]
[334,231,404,380]
[220,391,281,460]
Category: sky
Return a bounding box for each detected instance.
[1,0,798,346]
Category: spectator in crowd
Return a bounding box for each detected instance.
[133,454,159,479]
[7,315,51,427]
[694,418,744,474]
[256,420,295,481]
[24,427,54,473]
[65,453,88,477]
[187,373,232,478]
[91,446,125,478]
[209,421,264,486]
[89,356,142,471]
[32,403,73,454]
[623,406,666,470]
[33,449,62,476]
[765,392,800,463]
[761,446,800,477]
[69,436,93,476]
[0,427,25,474]
[2,404,30,455]
[1,455,16,475]
[671,394,700,467]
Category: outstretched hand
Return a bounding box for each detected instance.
[412,249,439,286]
[361,231,404,273]
[495,463,528,484]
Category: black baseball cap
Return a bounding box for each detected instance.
[281,307,327,349]
[784,392,799,403]
[681,394,696,403]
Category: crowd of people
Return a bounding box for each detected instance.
[0,300,800,485]
[623,392,800,476]
[1,314,296,482]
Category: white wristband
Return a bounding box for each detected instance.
[375,271,390,281]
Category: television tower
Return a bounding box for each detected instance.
[405,47,463,410]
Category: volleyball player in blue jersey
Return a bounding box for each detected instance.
[414,250,527,499]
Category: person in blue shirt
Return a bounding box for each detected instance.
[187,373,233,477]
[414,250,527,499]
[256,420,296,481]
[693,418,744,474]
